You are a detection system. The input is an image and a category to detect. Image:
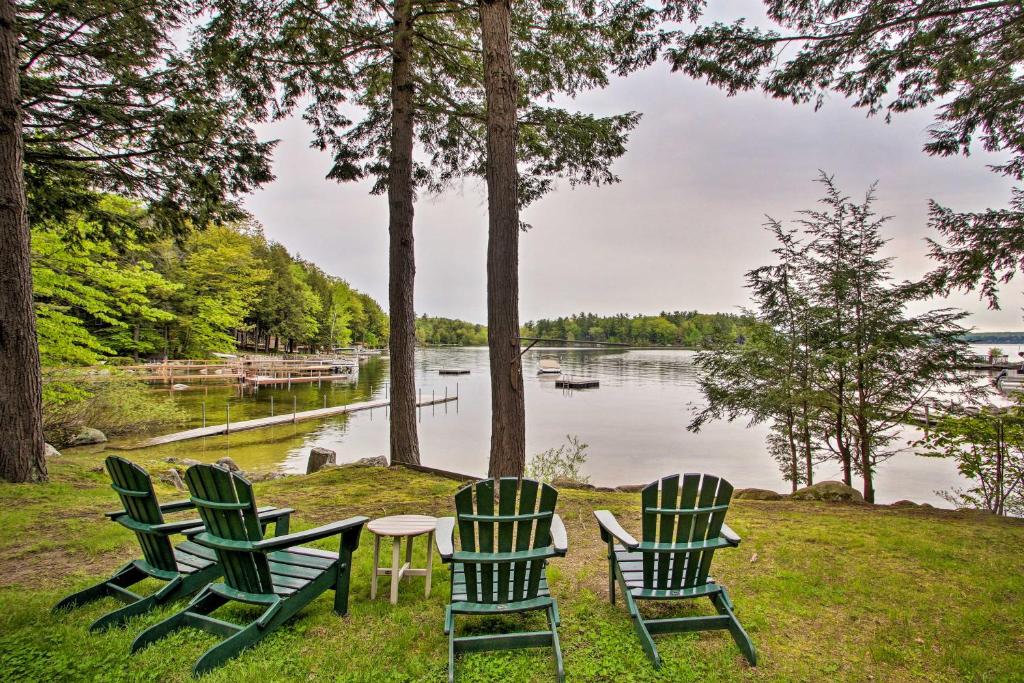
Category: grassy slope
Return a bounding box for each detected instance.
[1,449,1022,682]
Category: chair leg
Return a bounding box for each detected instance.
[448,614,456,683]
[193,622,265,677]
[130,589,227,654]
[711,592,757,665]
[53,562,145,612]
[89,595,157,633]
[606,540,616,606]
[334,551,353,615]
[548,604,565,682]
[615,562,661,668]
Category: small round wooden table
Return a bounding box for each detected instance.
[367,514,437,604]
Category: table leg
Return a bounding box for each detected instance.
[425,530,434,598]
[371,534,380,599]
[390,535,401,605]
[405,535,413,566]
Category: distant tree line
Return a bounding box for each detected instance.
[963,333,1024,346]
[32,194,387,366]
[415,317,488,347]
[522,312,753,347]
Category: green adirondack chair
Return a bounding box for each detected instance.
[435,477,568,682]
[53,456,291,632]
[594,473,756,668]
[130,463,368,676]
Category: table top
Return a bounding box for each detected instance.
[367,514,438,537]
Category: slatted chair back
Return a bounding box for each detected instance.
[184,464,273,596]
[640,473,734,592]
[453,477,558,604]
[105,455,177,572]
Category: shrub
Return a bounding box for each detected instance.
[527,434,590,484]
[42,369,186,446]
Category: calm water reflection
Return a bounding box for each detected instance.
[128,347,973,506]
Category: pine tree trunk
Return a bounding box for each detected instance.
[0,4,46,483]
[387,0,420,466]
[480,0,526,478]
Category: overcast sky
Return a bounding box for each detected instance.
[242,38,1023,332]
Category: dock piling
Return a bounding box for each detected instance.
[225,404,230,434]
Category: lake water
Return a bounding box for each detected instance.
[112,346,1008,507]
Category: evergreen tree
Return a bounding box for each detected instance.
[693,175,976,501]
[2,1,276,482]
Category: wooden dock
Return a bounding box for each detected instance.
[127,395,458,448]
[556,377,600,389]
[438,368,470,375]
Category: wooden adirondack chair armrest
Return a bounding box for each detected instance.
[178,506,293,538]
[594,510,639,550]
[253,516,369,553]
[721,523,741,547]
[152,518,206,534]
[550,514,568,556]
[435,516,456,561]
[104,498,194,520]
[159,499,195,513]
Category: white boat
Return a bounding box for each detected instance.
[537,357,562,375]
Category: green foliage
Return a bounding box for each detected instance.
[31,196,178,365]
[30,194,387,362]
[41,371,185,447]
[19,0,274,235]
[195,1,659,210]
[917,408,1024,517]
[523,311,752,347]
[160,225,269,357]
[526,434,590,484]
[416,316,487,346]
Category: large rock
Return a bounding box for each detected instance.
[215,456,240,473]
[43,443,61,458]
[248,471,289,483]
[790,480,864,503]
[307,447,337,474]
[164,457,202,467]
[354,455,388,468]
[734,488,784,501]
[158,469,187,492]
[69,427,107,446]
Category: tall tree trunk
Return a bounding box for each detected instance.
[388,0,420,466]
[0,4,45,483]
[480,0,525,478]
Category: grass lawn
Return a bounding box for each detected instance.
[1,448,1022,682]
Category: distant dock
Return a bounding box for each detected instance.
[126,394,457,448]
[439,368,470,375]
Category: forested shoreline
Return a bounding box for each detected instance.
[414,312,753,347]
[34,195,387,367]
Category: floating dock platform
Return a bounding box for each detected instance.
[439,368,470,375]
[555,377,599,389]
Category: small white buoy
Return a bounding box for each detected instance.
[172,383,190,391]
